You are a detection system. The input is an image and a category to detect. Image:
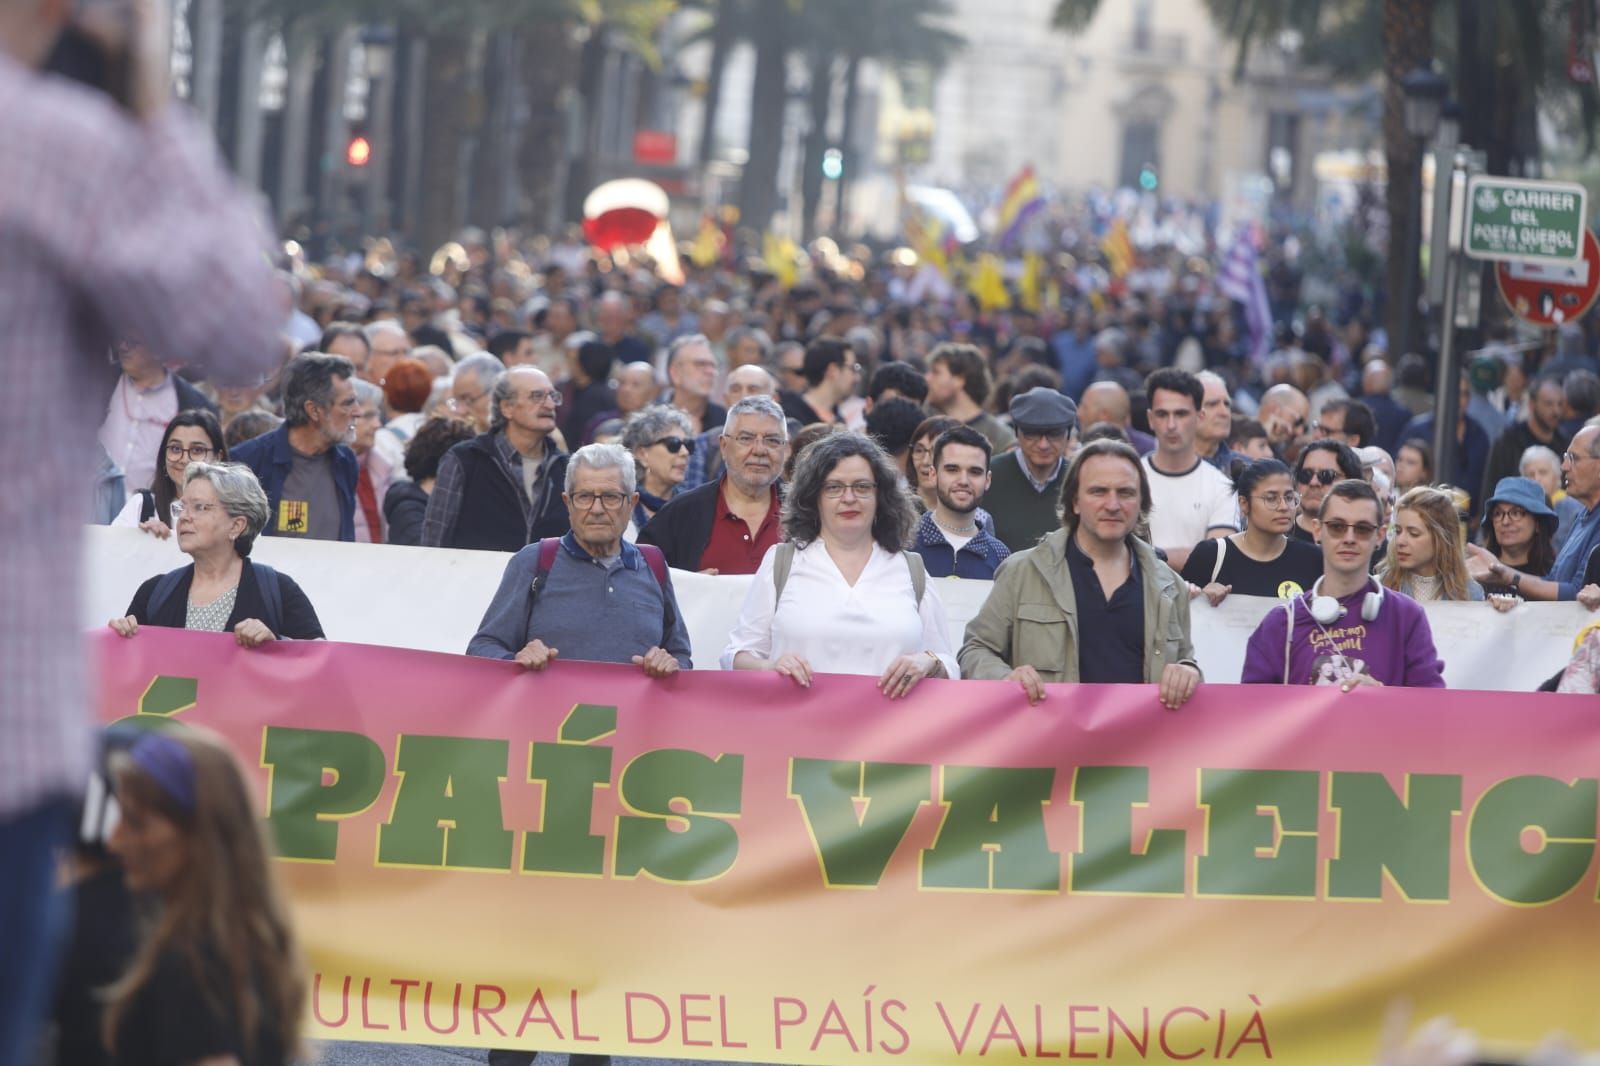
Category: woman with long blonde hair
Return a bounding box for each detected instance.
[1380,486,1485,602]
[105,727,304,1065]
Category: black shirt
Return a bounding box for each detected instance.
[1064,537,1145,684]
[1179,535,1324,598]
[113,946,286,1066]
[51,865,137,1066]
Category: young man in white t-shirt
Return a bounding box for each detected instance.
[1141,367,1236,571]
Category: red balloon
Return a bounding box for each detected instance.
[582,207,660,252]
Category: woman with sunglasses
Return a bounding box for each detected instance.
[1180,458,1323,605]
[110,410,227,540]
[1289,440,1362,543]
[723,433,957,696]
[1379,486,1485,602]
[620,404,696,540]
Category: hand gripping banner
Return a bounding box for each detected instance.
[95,629,1600,1063]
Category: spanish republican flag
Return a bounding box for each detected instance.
[997,164,1045,248]
[1101,216,1134,279]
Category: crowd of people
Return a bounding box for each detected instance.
[90,231,1600,707]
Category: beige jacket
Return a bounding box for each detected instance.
[958,529,1199,683]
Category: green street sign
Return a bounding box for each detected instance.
[1464,177,1587,263]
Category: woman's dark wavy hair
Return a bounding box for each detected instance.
[782,432,916,553]
[1235,457,1293,529]
[1483,503,1557,577]
[152,409,227,521]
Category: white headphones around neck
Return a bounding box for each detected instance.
[1305,575,1384,625]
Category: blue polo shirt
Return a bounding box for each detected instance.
[466,533,692,667]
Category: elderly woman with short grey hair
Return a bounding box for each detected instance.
[620,404,696,538]
[109,462,325,645]
[722,432,958,697]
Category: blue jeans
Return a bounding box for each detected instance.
[0,800,73,1066]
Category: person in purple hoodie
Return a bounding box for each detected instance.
[1241,479,1445,689]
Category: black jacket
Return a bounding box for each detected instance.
[126,558,324,639]
[637,479,725,571]
[383,480,429,547]
[443,433,570,553]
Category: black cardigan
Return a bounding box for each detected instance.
[126,558,325,639]
[636,479,725,571]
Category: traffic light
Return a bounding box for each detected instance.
[346,132,372,169]
[1138,165,1159,192]
[822,148,843,181]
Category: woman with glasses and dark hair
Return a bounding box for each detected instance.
[620,404,696,539]
[1180,458,1323,606]
[109,410,227,539]
[907,415,963,513]
[722,433,958,696]
[1476,477,1559,599]
[1288,439,1362,543]
[107,463,324,646]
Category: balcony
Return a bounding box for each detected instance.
[1120,29,1187,67]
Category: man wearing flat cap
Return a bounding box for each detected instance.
[986,387,1077,553]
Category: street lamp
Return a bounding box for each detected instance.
[1401,67,1448,140]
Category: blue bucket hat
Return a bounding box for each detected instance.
[1480,476,1557,535]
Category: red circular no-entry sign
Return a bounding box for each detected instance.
[1496,230,1600,328]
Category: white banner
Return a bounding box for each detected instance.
[83,527,1591,691]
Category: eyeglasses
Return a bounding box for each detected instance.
[1491,506,1531,523]
[1564,450,1599,464]
[446,389,488,411]
[1296,468,1340,487]
[781,364,805,378]
[1251,491,1300,509]
[652,436,695,454]
[730,432,786,450]
[570,491,629,510]
[519,389,563,407]
[165,443,214,461]
[822,480,877,499]
[1320,519,1381,540]
[169,500,222,521]
[1018,427,1068,442]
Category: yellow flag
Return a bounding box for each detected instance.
[689,216,724,268]
[1101,217,1134,279]
[763,233,798,289]
[969,253,1010,313]
[1019,253,1042,312]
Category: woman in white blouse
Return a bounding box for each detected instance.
[721,433,958,695]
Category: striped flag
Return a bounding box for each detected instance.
[1217,228,1272,365]
[997,165,1045,249]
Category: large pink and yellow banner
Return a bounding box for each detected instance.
[95,629,1600,1063]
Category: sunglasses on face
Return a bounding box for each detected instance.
[654,436,695,454]
[1296,468,1339,487]
[1320,519,1381,539]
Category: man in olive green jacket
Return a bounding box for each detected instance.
[959,439,1202,709]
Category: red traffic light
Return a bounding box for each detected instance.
[346,135,372,168]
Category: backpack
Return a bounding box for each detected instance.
[771,541,925,605]
[526,537,674,635]
[148,562,284,636]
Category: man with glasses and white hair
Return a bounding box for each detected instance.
[468,442,690,676]
[423,366,569,552]
[640,394,789,573]
[363,320,412,387]
[445,351,507,432]
[664,332,726,434]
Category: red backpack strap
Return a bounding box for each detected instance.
[537,536,561,577]
[636,543,669,588]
